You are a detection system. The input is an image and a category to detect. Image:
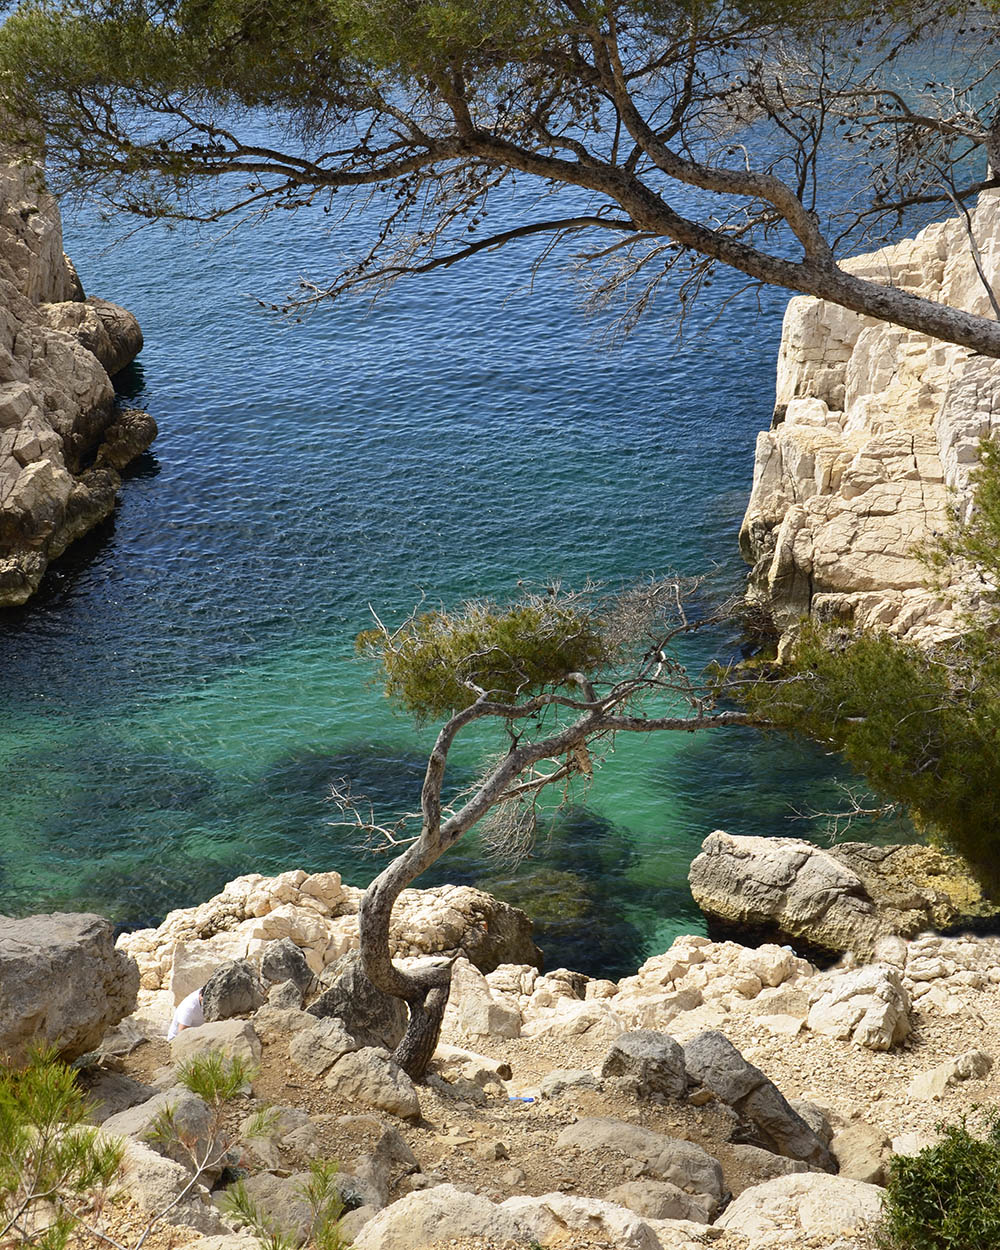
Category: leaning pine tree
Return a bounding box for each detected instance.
[4,1,1000,355]
[348,584,763,1078]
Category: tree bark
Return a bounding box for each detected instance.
[358,833,455,1080]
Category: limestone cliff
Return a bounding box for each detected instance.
[0,155,154,606]
[741,192,1000,648]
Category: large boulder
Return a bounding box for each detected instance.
[501,1192,713,1248]
[689,831,997,961]
[682,1031,836,1171]
[201,959,267,1021]
[690,835,1000,960]
[0,912,139,1061]
[807,964,911,1050]
[350,1184,524,1249]
[170,1019,263,1068]
[601,1030,688,1100]
[309,951,408,1050]
[602,1179,715,1224]
[288,1017,359,1076]
[235,1173,318,1243]
[689,832,881,960]
[554,1118,726,1216]
[110,1138,231,1235]
[388,884,541,971]
[101,1084,224,1179]
[324,1046,421,1120]
[441,956,521,1043]
[714,1172,885,1243]
[259,937,314,994]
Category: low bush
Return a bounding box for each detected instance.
[878,1113,1000,1249]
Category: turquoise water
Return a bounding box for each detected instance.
[0,189,910,977]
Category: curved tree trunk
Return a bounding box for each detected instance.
[353,699,756,1079]
[358,833,455,1080]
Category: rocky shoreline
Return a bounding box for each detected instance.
[4,836,1000,1249]
[0,153,153,605]
[5,134,1000,1250]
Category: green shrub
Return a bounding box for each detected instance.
[741,438,1000,890]
[878,1115,1000,1249]
[146,1049,258,1178]
[0,1050,123,1250]
[222,1159,347,1250]
[175,1048,257,1105]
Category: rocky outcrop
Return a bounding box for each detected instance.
[0,912,139,1061]
[688,830,1000,960]
[201,958,267,1021]
[127,867,1000,1065]
[741,192,1000,650]
[117,868,542,999]
[310,950,409,1050]
[806,964,912,1051]
[554,1117,728,1218]
[0,154,153,605]
[682,1030,836,1170]
[71,888,1000,1250]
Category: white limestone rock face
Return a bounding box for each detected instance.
[441,955,522,1042]
[741,191,1000,648]
[119,870,539,1002]
[0,154,152,604]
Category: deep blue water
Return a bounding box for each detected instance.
[0,186,909,978]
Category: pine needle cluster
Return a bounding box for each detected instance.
[0,1051,123,1250]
